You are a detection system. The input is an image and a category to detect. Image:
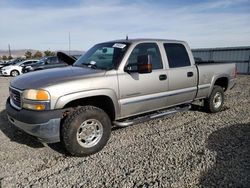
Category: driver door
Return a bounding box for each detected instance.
[118,43,169,118]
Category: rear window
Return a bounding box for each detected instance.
[164,43,191,68]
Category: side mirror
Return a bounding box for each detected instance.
[137,54,152,74]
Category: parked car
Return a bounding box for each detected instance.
[0,61,5,69]
[6,39,236,156]
[1,59,38,77]
[0,58,23,70]
[22,56,68,73]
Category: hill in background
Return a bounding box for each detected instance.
[0,49,84,58]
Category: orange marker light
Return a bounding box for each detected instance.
[36,90,49,100]
[35,104,45,110]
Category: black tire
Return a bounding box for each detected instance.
[10,70,19,77]
[61,106,111,157]
[204,85,224,113]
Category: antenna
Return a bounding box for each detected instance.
[126,34,128,40]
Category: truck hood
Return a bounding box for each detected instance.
[11,66,106,90]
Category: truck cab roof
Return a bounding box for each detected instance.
[106,38,186,44]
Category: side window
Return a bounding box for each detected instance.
[164,43,191,68]
[47,57,58,64]
[24,61,33,65]
[52,57,58,64]
[127,43,163,70]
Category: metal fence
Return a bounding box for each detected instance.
[192,46,250,74]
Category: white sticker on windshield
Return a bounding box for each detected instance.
[113,43,126,49]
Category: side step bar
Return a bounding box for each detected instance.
[113,104,191,127]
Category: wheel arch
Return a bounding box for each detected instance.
[55,90,120,121]
[10,69,20,76]
[208,75,229,97]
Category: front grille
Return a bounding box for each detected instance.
[10,87,22,109]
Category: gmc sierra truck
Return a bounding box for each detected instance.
[6,39,236,156]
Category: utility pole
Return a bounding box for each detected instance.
[69,32,71,55]
[8,44,11,57]
[248,54,250,75]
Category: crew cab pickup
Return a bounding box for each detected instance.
[6,39,236,156]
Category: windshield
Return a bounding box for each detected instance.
[8,59,20,65]
[74,42,130,70]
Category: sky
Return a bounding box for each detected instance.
[0,0,250,51]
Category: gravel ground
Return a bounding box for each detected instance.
[0,75,249,187]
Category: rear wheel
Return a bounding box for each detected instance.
[11,70,19,77]
[61,106,111,157]
[204,86,224,113]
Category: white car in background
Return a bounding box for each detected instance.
[1,59,38,77]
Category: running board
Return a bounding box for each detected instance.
[113,104,191,127]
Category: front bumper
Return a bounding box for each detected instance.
[1,69,10,76]
[6,98,65,143]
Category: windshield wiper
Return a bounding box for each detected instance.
[80,63,98,69]
[76,62,112,71]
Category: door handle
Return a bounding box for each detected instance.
[187,72,193,77]
[159,74,167,80]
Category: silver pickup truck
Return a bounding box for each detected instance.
[6,39,236,156]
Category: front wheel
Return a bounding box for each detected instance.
[10,70,19,77]
[61,106,111,157]
[204,86,224,113]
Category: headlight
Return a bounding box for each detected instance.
[22,89,50,110]
[23,89,50,100]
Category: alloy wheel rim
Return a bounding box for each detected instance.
[12,71,18,76]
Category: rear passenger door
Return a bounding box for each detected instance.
[164,43,197,106]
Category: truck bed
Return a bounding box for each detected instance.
[195,63,236,99]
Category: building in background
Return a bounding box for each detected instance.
[192,46,250,74]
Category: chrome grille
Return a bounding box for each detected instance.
[9,87,22,109]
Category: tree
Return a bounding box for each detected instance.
[33,51,43,59]
[8,55,13,60]
[44,50,55,57]
[2,55,8,61]
[25,51,32,59]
